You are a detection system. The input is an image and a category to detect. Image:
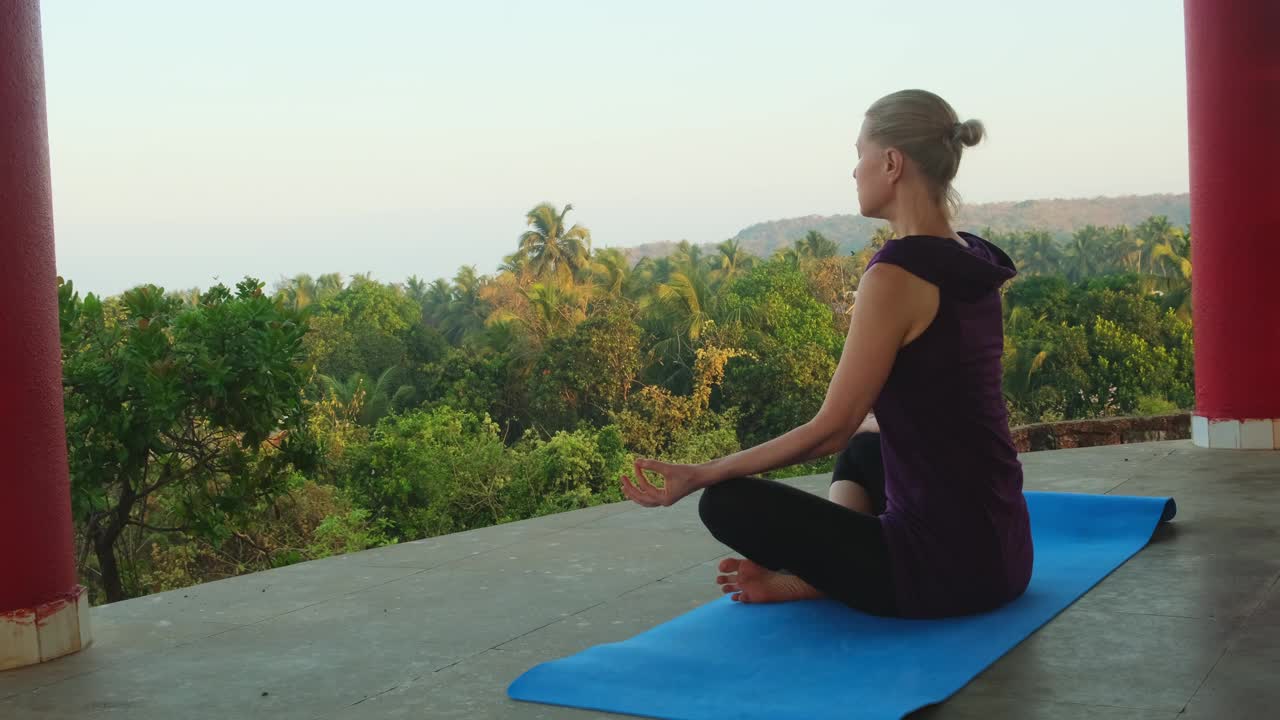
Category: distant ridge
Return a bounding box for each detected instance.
[616,192,1190,263]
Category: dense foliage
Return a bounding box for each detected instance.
[61,204,1194,603]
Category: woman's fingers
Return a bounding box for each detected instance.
[620,473,658,507]
[624,459,685,508]
[633,461,664,495]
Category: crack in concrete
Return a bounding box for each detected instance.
[491,599,610,651]
[347,681,402,707]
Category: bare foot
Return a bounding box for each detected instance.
[715,557,824,603]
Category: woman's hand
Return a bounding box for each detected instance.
[620,458,707,508]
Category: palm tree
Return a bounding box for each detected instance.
[1150,230,1193,318]
[421,278,454,330]
[527,281,586,339]
[498,250,530,279]
[713,238,755,285]
[486,280,586,344]
[1146,224,1192,289]
[518,203,592,287]
[588,247,632,299]
[794,230,840,260]
[316,366,417,426]
[315,273,345,303]
[632,255,676,290]
[850,225,895,279]
[274,274,317,311]
[1104,225,1141,273]
[655,264,717,346]
[867,225,895,251]
[405,276,429,306]
[1003,340,1054,418]
[1020,231,1064,276]
[447,266,490,344]
[1063,226,1110,282]
[772,246,802,271]
[169,287,203,306]
[1136,216,1178,276]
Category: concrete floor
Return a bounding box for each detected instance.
[2,440,1278,719]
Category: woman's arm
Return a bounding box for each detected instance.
[694,263,933,488]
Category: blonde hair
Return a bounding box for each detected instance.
[864,89,984,216]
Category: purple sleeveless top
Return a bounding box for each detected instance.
[868,233,1033,619]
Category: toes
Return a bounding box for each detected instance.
[719,557,742,573]
[720,583,739,594]
[736,558,760,576]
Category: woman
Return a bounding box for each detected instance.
[619,89,1033,620]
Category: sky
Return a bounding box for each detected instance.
[39,0,1190,296]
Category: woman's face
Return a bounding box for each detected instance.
[853,120,892,219]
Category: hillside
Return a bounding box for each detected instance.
[617,193,1189,262]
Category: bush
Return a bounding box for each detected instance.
[342,407,512,540]
[139,476,390,594]
[612,346,746,460]
[506,425,631,518]
[666,407,742,465]
[1135,395,1182,416]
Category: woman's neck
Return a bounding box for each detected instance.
[886,195,963,245]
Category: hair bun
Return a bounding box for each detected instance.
[951,119,985,147]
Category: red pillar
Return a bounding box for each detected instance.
[1184,0,1280,449]
[1,0,89,669]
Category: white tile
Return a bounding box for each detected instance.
[1240,419,1275,450]
[0,610,40,671]
[1208,419,1241,449]
[1192,415,1210,447]
[76,585,93,650]
[36,595,83,663]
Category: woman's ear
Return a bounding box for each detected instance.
[884,147,905,185]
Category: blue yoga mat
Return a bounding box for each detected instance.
[508,491,1177,720]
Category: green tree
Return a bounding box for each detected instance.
[316,365,419,426]
[59,278,315,602]
[610,346,745,461]
[587,247,634,299]
[794,230,840,260]
[852,225,894,278]
[1002,273,1194,422]
[342,407,512,539]
[274,273,317,311]
[713,238,756,286]
[718,261,844,446]
[517,202,592,287]
[305,277,420,377]
[867,225,895,251]
[506,425,632,516]
[417,348,514,428]
[440,265,491,345]
[1001,320,1090,423]
[528,301,644,433]
[1019,230,1065,276]
[1063,225,1111,282]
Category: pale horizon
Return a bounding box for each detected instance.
[40,1,1190,296]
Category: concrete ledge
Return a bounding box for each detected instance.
[0,586,92,671]
[1011,413,1190,452]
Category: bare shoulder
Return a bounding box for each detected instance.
[857,263,940,343]
[859,262,939,307]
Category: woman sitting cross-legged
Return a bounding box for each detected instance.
[620,89,1033,620]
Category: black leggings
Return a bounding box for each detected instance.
[697,432,897,616]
